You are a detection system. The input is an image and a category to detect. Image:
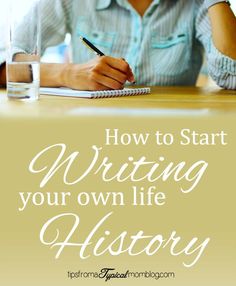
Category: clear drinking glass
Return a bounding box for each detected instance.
[7,0,41,100]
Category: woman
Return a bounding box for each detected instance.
[0,0,236,89]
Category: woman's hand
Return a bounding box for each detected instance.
[59,56,135,90]
[63,56,135,90]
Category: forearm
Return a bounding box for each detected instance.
[40,58,134,90]
[40,63,68,87]
[0,64,6,86]
[0,62,64,87]
[208,3,236,59]
[0,60,70,87]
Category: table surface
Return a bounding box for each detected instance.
[1,86,236,118]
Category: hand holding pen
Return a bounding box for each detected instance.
[77,36,135,89]
[45,37,136,91]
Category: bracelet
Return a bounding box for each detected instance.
[205,0,231,10]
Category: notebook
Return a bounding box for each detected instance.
[40,87,151,99]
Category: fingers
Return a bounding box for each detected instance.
[101,56,135,83]
[88,56,135,89]
[99,64,128,84]
[121,58,136,83]
[87,81,111,91]
[90,72,124,90]
[65,56,135,91]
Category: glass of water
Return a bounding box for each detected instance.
[7,0,41,100]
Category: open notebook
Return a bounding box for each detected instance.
[40,87,151,99]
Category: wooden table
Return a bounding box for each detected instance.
[1,86,236,117]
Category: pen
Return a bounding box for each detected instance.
[79,36,105,57]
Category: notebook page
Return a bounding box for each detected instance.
[40,87,151,98]
[40,88,92,98]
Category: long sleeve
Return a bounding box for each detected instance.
[0,0,73,64]
[39,0,73,54]
[195,0,236,89]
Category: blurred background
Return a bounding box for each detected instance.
[0,0,235,87]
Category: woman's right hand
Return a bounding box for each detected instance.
[61,56,135,91]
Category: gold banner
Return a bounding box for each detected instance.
[1,115,235,285]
